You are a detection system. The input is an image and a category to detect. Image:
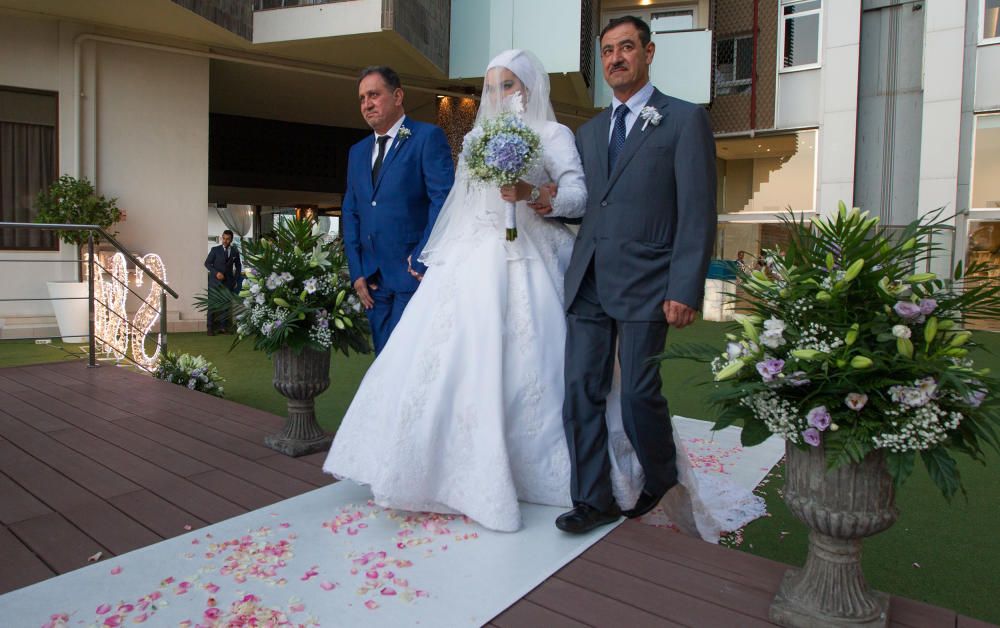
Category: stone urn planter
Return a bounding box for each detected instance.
[770,442,898,628]
[265,345,333,457]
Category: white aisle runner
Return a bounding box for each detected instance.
[1,420,785,628]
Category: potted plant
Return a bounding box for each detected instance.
[664,203,1000,627]
[198,217,371,456]
[34,175,121,342]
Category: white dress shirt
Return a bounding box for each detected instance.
[607,81,655,143]
[371,115,407,166]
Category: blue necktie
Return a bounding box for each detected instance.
[608,104,629,174]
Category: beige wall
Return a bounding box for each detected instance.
[0,13,210,323]
[95,42,209,321]
[0,15,77,317]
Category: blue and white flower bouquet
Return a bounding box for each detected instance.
[462,97,541,241]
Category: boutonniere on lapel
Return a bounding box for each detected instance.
[639,106,663,131]
[396,125,412,141]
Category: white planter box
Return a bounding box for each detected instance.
[46,281,89,343]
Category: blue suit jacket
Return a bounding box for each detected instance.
[341,117,455,292]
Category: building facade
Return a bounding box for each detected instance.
[0,0,995,335]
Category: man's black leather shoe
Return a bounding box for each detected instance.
[622,489,665,519]
[555,504,621,534]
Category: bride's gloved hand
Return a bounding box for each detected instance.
[528,183,556,216]
[499,180,534,202]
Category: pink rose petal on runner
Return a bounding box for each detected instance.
[132,613,149,623]
[320,581,336,591]
[96,603,112,615]
[380,587,397,596]
[110,566,122,575]
[290,603,305,613]
[365,600,379,610]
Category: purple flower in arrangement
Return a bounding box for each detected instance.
[786,371,811,387]
[756,358,785,382]
[802,428,822,447]
[845,392,868,411]
[965,388,987,408]
[806,405,831,431]
[483,133,530,174]
[726,342,744,361]
[894,301,923,321]
[918,298,938,315]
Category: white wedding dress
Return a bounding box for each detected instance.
[324,121,607,532]
[324,49,765,536]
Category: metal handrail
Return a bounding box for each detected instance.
[0,221,178,369]
[0,222,178,298]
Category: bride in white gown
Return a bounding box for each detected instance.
[324,50,764,537]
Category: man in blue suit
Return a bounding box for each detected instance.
[342,66,455,354]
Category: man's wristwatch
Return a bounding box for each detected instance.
[529,186,541,203]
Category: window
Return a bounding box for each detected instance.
[972,114,1000,209]
[0,88,57,250]
[715,130,817,215]
[983,0,1000,43]
[715,36,753,96]
[780,0,822,71]
[650,9,695,33]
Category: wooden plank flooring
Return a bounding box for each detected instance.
[0,361,991,627]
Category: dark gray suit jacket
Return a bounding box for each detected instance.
[565,88,717,321]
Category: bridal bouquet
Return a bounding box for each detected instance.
[196,217,371,356]
[665,203,1000,498]
[462,96,541,241]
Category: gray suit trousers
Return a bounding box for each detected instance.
[563,262,678,510]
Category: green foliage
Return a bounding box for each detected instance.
[195,218,371,357]
[153,351,224,397]
[34,175,122,246]
[662,204,1000,498]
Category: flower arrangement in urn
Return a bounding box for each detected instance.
[668,204,1000,626]
[669,203,1000,497]
[197,217,370,457]
[200,217,370,357]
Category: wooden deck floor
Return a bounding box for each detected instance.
[0,361,992,627]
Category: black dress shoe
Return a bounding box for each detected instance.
[622,489,666,519]
[555,503,622,534]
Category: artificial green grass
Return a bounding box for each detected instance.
[1,323,998,622]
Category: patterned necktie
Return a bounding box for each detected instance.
[608,104,629,174]
[371,135,390,185]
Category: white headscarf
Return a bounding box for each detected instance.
[477,49,556,130]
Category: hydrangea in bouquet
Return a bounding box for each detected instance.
[153,352,224,397]
[197,217,370,356]
[462,95,541,241]
[665,203,1000,498]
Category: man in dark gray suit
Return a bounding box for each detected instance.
[554,15,717,533]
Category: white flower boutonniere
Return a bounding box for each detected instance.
[397,125,412,141]
[639,106,663,131]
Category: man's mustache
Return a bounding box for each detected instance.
[609,62,628,72]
